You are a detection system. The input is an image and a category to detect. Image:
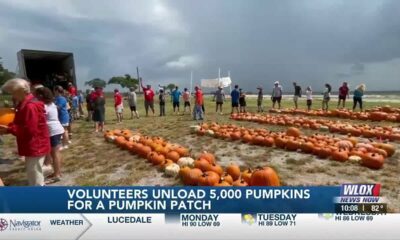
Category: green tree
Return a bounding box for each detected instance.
[166,83,176,92]
[0,57,16,87]
[108,74,138,89]
[85,78,107,88]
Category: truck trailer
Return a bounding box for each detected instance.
[17,49,77,90]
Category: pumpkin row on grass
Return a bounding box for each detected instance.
[269,108,400,123]
[231,112,400,141]
[104,129,281,186]
[191,123,396,170]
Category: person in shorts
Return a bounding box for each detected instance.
[34,87,65,183]
[230,85,240,114]
[305,86,313,111]
[213,86,225,114]
[114,89,123,123]
[182,88,191,114]
[140,79,155,117]
[55,86,70,149]
[126,87,139,119]
[338,82,349,109]
[293,82,302,109]
[322,83,332,111]
[171,86,182,114]
[271,81,283,109]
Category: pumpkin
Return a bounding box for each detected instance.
[226,164,241,181]
[174,146,189,157]
[198,171,220,186]
[182,168,203,186]
[165,163,180,177]
[198,152,216,164]
[313,147,331,159]
[115,136,127,148]
[146,152,165,165]
[348,155,362,163]
[372,143,395,157]
[300,142,314,153]
[230,132,241,140]
[139,145,152,157]
[177,157,194,167]
[252,136,265,145]
[286,127,301,137]
[361,153,385,169]
[105,135,116,143]
[194,158,211,172]
[369,112,388,121]
[221,173,234,184]
[274,136,287,149]
[205,163,224,176]
[241,168,253,184]
[190,125,201,133]
[331,149,349,162]
[263,137,275,147]
[286,139,301,151]
[242,134,253,143]
[161,159,175,170]
[215,180,232,187]
[249,167,280,186]
[166,151,180,162]
[232,179,249,187]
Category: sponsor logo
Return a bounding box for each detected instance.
[0,218,8,231]
[340,184,380,196]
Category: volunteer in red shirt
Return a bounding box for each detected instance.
[337,82,349,109]
[114,89,123,123]
[140,78,155,117]
[0,78,50,186]
[193,86,204,120]
[68,82,77,97]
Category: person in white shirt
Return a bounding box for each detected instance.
[126,87,139,119]
[34,87,65,183]
[271,81,283,109]
[305,86,313,111]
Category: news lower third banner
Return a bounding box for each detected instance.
[0,185,398,240]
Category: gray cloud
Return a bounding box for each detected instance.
[0,0,399,91]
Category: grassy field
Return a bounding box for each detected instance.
[1,95,399,211]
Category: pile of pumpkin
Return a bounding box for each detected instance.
[191,123,396,169]
[103,129,280,187]
[269,108,400,122]
[367,105,400,114]
[231,113,400,141]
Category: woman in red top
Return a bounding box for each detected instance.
[114,89,123,123]
[0,78,50,186]
[337,82,349,109]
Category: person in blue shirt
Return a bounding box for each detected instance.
[171,86,182,114]
[54,86,70,149]
[230,85,240,114]
[353,84,366,112]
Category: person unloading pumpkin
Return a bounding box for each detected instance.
[0,78,51,186]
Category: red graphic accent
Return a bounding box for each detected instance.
[373,184,381,196]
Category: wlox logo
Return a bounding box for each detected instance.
[341,184,381,196]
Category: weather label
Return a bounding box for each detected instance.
[180,214,221,227]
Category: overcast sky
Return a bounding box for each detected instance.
[0,0,399,91]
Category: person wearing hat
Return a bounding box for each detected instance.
[230,85,240,114]
[114,89,123,123]
[140,78,155,117]
[338,82,350,109]
[257,86,263,112]
[293,82,302,110]
[271,81,283,109]
[126,87,139,119]
[213,86,225,114]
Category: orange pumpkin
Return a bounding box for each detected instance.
[331,149,349,162]
[361,153,385,169]
[249,167,280,186]
[194,159,211,172]
[372,143,395,157]
[182,168,203,186]
[226,164,241,181]
[286,127,301,138]
[166,151,180,162]
[198,152,216,164]
[198,171,220,186]
[241,168,253,184]
[221,173,234,184]
[300,142,314,153]
[232,178,249,187]
[215,180,232,186]
[174,146,189,157]
[286,139,301,151]
[205,163,224,176]
[179,166,191,178]
[139,145,152,157]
